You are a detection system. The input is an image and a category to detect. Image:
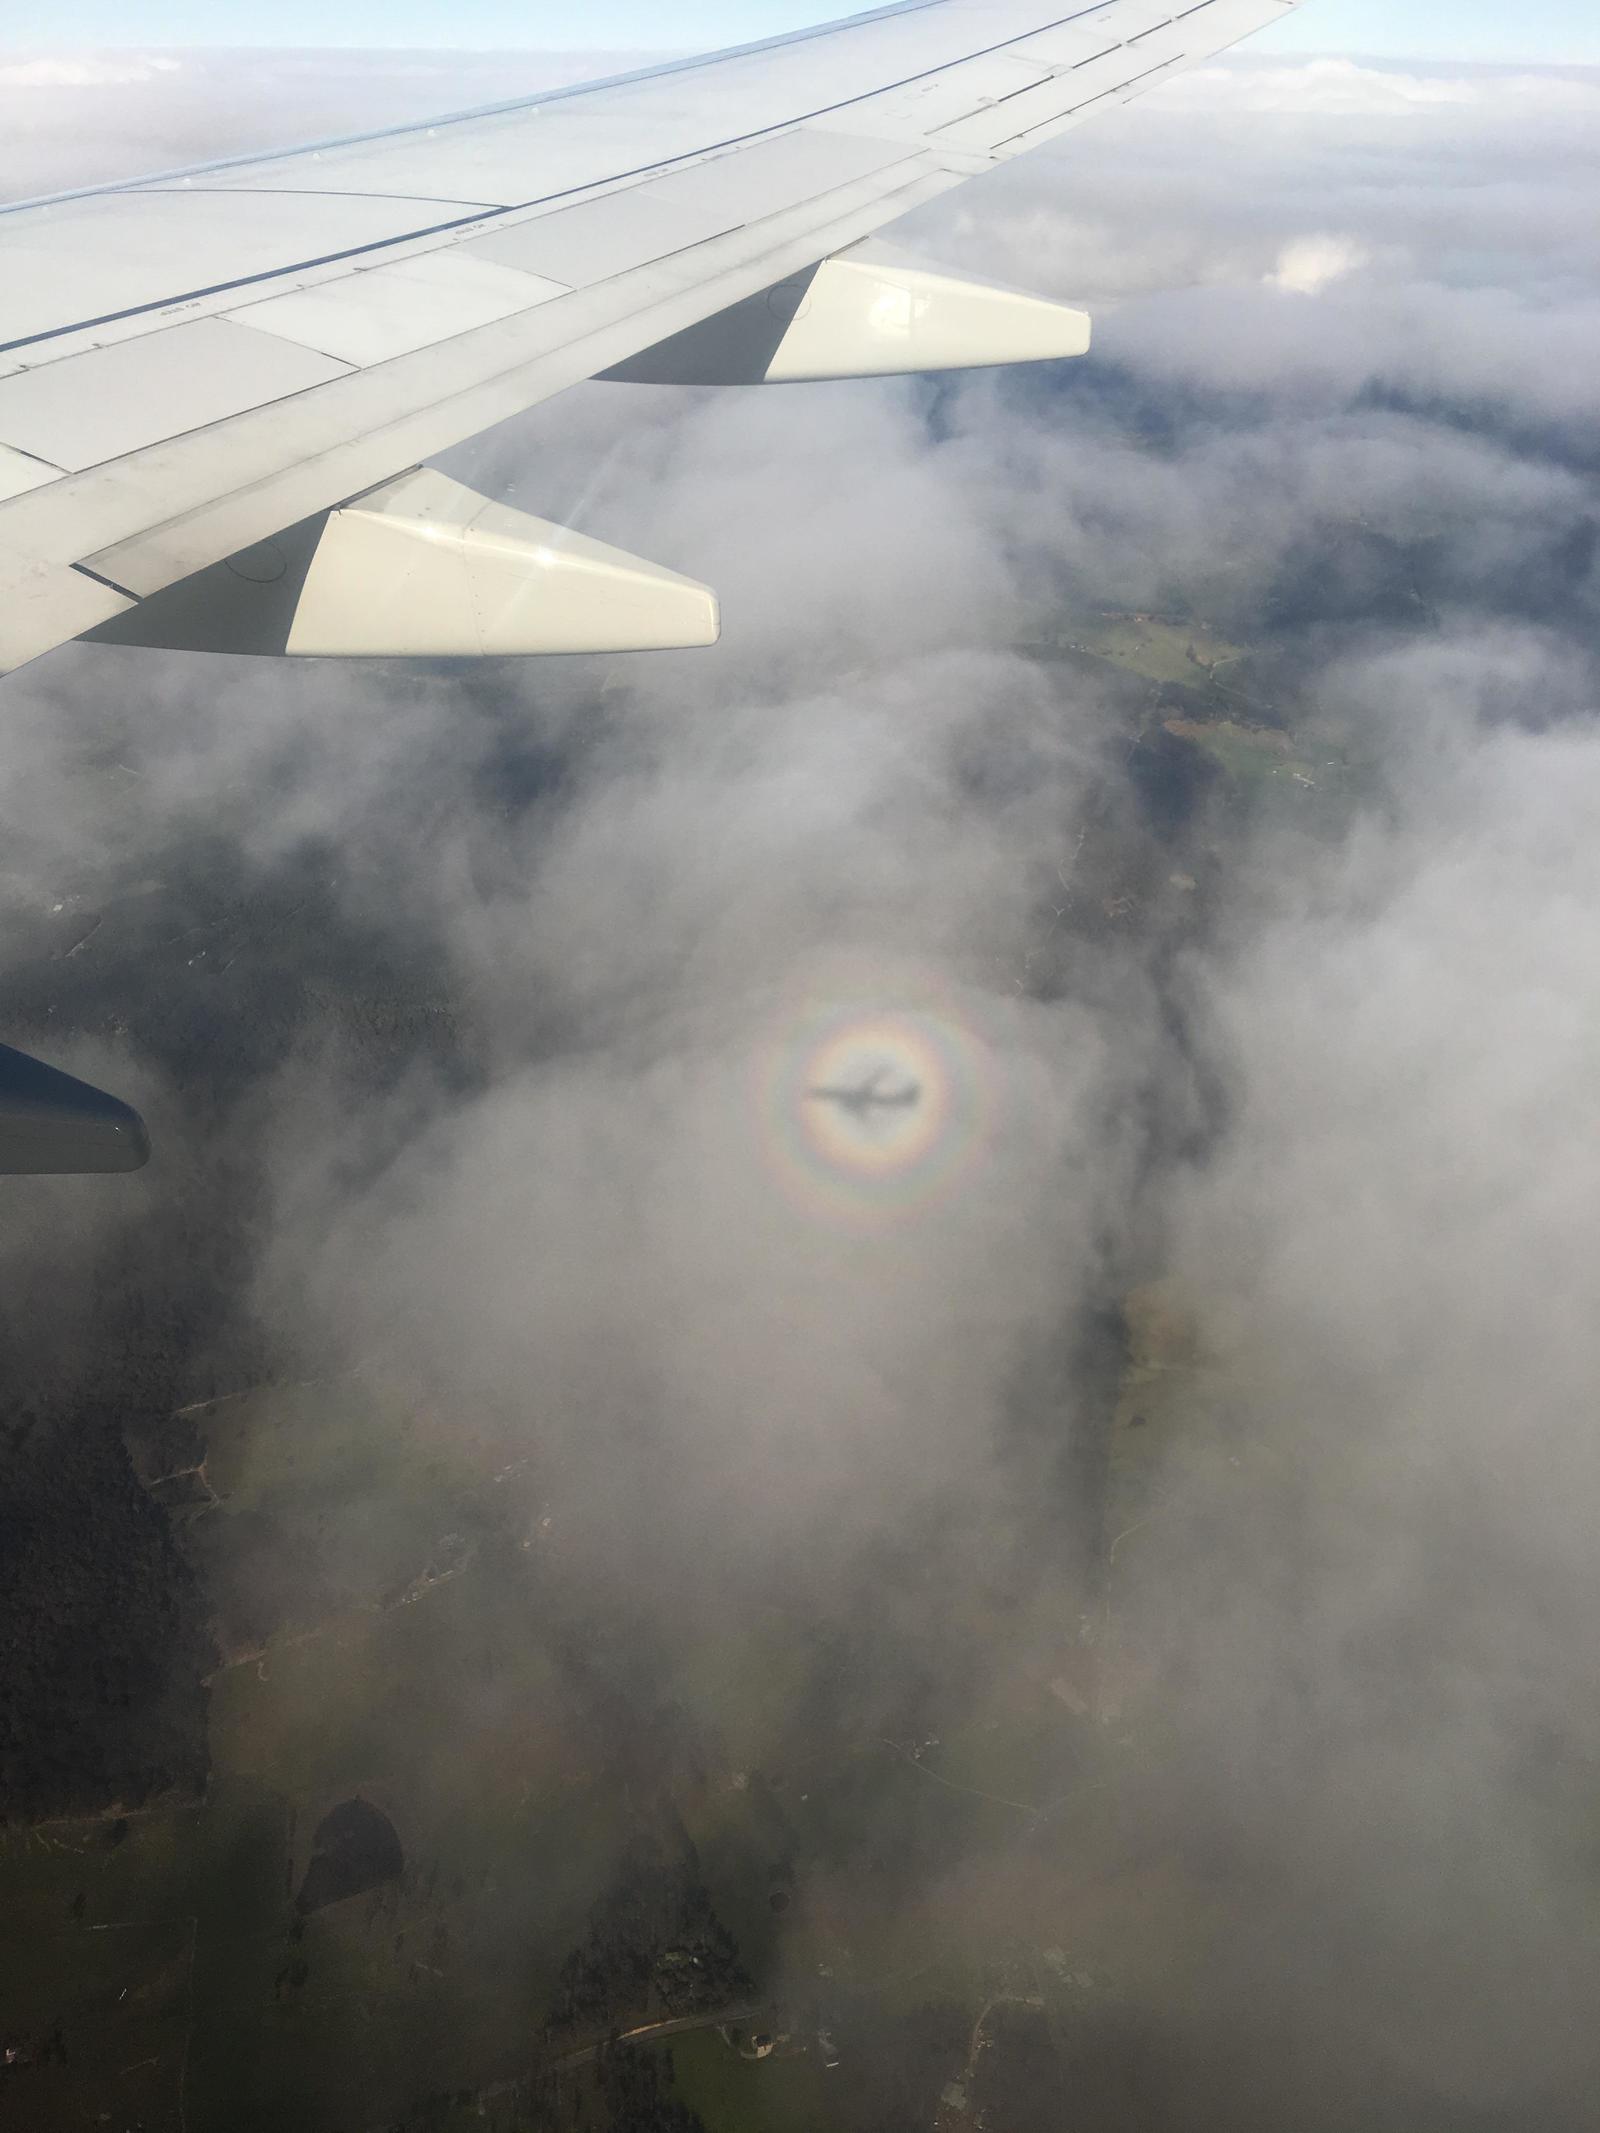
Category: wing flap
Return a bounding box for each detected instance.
[0,318,352,476]
[0,190,475,356]
[462,190,748,289]
[233,254,570,368]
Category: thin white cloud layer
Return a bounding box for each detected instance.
[1160,54,1600,116]
[0,54,182,88]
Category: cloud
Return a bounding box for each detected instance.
[1159,54,1600,118]
[1133,685,1600,2103]
[4,45,1600,2126]
[0,55,183,89]
[1266,232,1372,294]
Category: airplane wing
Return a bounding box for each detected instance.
[0,1042,150,1175]
[0,0,1306,678]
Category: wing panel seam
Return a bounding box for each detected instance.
[71,560,138,599]
[989,48,1186,144]
[0,207,509,359]
[137,185,507,209]
[0,441,67,475]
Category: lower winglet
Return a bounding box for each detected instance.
[0,1043,151,1176]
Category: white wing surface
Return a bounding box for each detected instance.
[0,0,1305,676]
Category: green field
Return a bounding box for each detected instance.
[1064,613,1249,691]
[665,2030,836,2133]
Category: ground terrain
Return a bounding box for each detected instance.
[0,600,1393,2130]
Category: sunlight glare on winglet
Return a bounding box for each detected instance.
[87,470,720,661]
[603,242,1092,387]
[286,471,720,658]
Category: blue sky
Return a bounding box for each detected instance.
[7,0,1598,63]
